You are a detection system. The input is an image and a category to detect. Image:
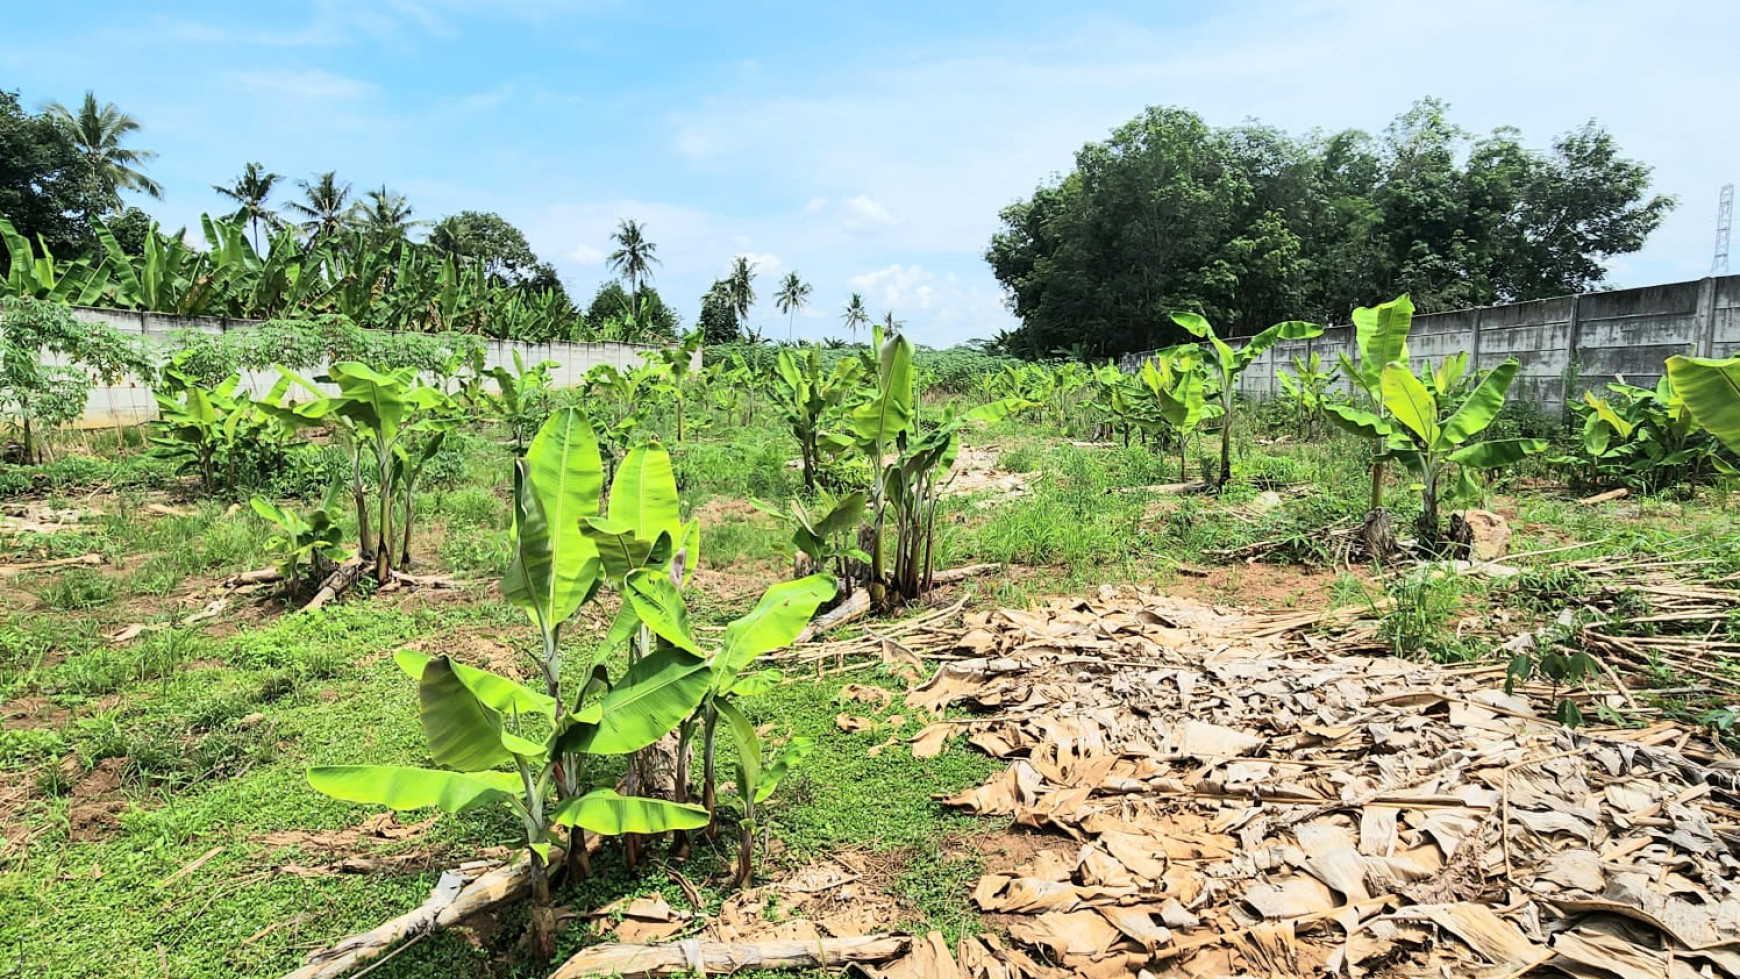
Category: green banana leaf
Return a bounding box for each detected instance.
[1381,363,1440,447]
[756,736,815,804]
[623,569,703,654]
[559,648,712,756]
[1449,438,1547,469]
[1441,360,1519,445]
[417,657,514,771]
[501,461,557,633]
[608,443,681,547]
[394,650,555,718]
[1323,402,1393,441]
[307,765,523,814]
[717,574,836,689]
[523,408,605,624]
[1665,355,1740,454]
[549,788,710,835]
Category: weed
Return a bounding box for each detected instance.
[1376,569,1476,662]
[32,568,118,610]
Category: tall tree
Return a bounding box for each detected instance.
[45,91,161,211]
[0,90,106,256]
[698,280,740,345]
[607,218,659,309]
[987,99,1674,359]
[354,185,424,249]
[774,270,812,341]
[212,162,283,252]
[725,256,758,340]
[841,292,870,339]
[286,171,355,243]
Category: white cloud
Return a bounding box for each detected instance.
[736,251,782,276]
[841,193,898,234]
[803,196,828,215]
[228,68,375,100]
[849,264,933,311]
[569,243,605,265]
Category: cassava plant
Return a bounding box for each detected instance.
[1170,311,1323,488]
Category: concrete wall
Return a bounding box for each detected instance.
[59,307,701,426]
[1121,274,1740,415]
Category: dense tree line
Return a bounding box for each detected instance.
[985,99,1676,359]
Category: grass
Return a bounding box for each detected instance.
[2,386,1738,978]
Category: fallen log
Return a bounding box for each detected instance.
[928,562,1002,585]
[1577,487,1629,506]
[304,557,365,612]
[0,553,102,576]
[281,848,563,979]
[221,566,284,589]
[795,589,870,644]
[547,935,909,978]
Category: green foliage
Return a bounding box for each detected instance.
[0,90,109,257]
[250,485,349,593]
[770,345,862,491]
[0,297,150,462]
[1551,379,1726,491]
[988,100,1674,359]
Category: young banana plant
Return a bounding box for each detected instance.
[771,345,862,491]
[1665,354,1740,457]
[1331,358,1545,542]
[249,483,349,594]
[621,567,835,883]
[1328,295,1416,510]
[1139,346,1214,481]
[308,648,712,962]
[1170,311,1323,488]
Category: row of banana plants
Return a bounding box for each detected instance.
[0,214,643,343]
[308,409,832,960]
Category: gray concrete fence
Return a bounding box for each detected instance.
[1121,273,1740,416]
[60,307,701,427]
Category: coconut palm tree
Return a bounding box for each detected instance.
[607,219,659,309]
[46,91,162,211]
[725,256,758,339]
[881,310,903,335]
[774,271,812,342]
[212,162,284,252]
[355,185,425,249]
[842,292,870,340]
[286,171,355,244]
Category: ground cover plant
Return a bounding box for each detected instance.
[0,301,1736,978]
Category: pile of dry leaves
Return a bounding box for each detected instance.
[880,587,1740,978]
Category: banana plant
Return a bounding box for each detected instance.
[278,362,452,581]
[646,330,705,442]
[308,649,711,961]
[250,483,349,593]
[1334,358,1546,542]
[850,328,1027,608]
[1171,311,1323,488]
[1328,295,1416,510]
[0,218,112,304]
[1278,351,1340,439]
[785,490,869,591]
[486,350,559,452]
[770,345,862,491]
[1140,346,1216,481]
[622,568,834,883]
[1665,354,1740,462]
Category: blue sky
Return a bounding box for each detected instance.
[4,0,1734,345]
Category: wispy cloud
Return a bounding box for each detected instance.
[228,69,377,100]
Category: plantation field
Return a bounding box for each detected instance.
[2,304,1739,978]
